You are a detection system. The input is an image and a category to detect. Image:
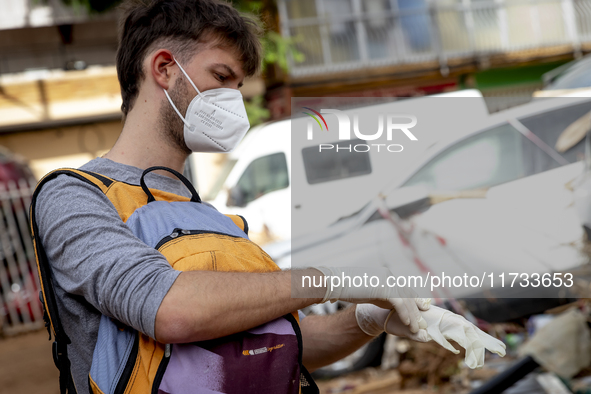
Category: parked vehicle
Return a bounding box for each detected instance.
[274,95,591,296]
[188,90,489,242]
[534,53,591,97]
[265,96,591,375]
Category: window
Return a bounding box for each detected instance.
[404,124,532,191]
[231,153,289,207]
[518,100,591,164]
[404,102,591,192]
[545,56,591,91]
[302,138,372,184]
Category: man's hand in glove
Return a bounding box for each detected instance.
[355,304,506,369]
[315,266,430,333]
[355,303,430,341]
[422,305,506,368]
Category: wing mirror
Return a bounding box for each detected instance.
[226,185,247,208]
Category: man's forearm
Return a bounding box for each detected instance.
[300,306,374,372]
[155,268,325,343]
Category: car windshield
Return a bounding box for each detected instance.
[545,55,591,90]
[402,122,561,191]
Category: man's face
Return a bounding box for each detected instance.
[159,44,246,154]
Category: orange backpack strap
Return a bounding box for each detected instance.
[30,168,113,394]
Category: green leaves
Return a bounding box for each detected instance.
[244,95,270,127]
[262,31,304,73]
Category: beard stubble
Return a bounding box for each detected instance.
[159,74,193,156]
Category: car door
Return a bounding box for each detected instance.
[374,122,553,287]
[383,107,587,297]
[226,152,291,242]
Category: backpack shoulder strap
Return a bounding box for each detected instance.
[225,214,249,235]
[30,168,112,394]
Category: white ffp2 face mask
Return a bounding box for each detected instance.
[163,57,250,153]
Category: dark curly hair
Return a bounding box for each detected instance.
[116,0,263,115]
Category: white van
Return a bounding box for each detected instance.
[187,90,489,242]
[188,120,293,242]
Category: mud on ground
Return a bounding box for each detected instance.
[0,329,58,394]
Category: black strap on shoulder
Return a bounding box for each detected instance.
[140,166,201,203]
[30,169,107,394]
[284,313,319,394]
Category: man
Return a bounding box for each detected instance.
[35,0,503,392]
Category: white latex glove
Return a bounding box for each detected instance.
[316,266,431,333]
[422,306,506,369]
[355,304,430,342]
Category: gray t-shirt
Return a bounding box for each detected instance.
[36,157,186,394]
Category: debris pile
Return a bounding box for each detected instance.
[317,302,591,394]
[397,340,464,388]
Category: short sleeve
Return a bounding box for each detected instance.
[35,174,180,338]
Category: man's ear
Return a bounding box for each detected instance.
[150,49,176,90]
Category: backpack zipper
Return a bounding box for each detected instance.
[155,228,241,250]
[151,344,172,394]
[113,333,139,394]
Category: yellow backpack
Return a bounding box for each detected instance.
[30,166,318,394]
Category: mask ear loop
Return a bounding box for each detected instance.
[162,56,200,132]
[172,56,202,96]
[163,89,194,131]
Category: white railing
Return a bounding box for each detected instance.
[0,178,44,336]
[278,0,591,77]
